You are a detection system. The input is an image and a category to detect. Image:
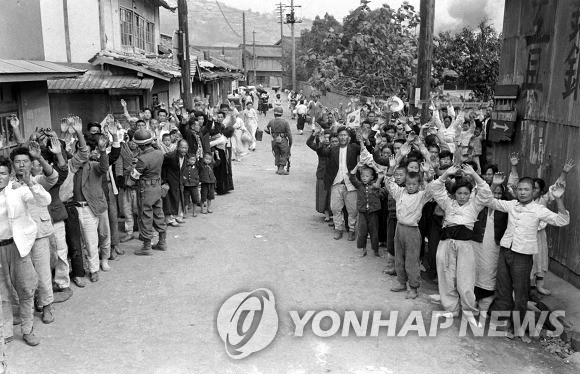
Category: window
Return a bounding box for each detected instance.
[134,14,146,50]
[120,7,133,47]
[146,22,155,53]
[0,113,22,150]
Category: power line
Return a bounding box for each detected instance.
[214,0,242,39]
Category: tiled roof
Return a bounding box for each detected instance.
[89,50,182,80]
[0,59,84,80]
[48,72,154,91]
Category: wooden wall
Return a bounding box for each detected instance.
[496,0,580,287]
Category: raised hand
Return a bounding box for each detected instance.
[389,155,397,168]
[445,165,459,176]
[461,163,476,176]
[48,137,62,154]
[9,114,19,129]
[72,116,83,133]
[510,152,519,166]
[98,135,109,151]
[551,183,566,199]
[492,171,506,185]
[400,143,412,157]
[121,99,127,108]
[28,141,42,159]
[21,168,34,187]
[107,122,118,137]
[563,159,576,173]
[60,118,69,133]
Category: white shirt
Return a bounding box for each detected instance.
[488,199,570,255]
[332,146,356,191]
[385,177,434,226]
[0,187,11,239]
[431,179,492,229]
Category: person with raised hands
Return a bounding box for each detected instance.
[487,172,570,343]
[430,163,492,328]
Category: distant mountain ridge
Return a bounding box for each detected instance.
[159,0,312,46]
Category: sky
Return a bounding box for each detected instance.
[215,0,505,32]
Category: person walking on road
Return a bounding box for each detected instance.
[265,107,292,175]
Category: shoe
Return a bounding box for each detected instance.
[406,288,418,299]
[89,272,99,283]
[383,268,396,276]
[168,221,180,227]
[432,311,456,319]
[4,335,13,343]
[42,305,54,324]
[115,246,125,255]
[109,247,118,261]
[134,242,153,256]
[347,231,356,241]
[390,283,407,292]
[53,287,73,303]
[359,249,367,257]
[207,207,213,213]
[72,277,86,288]
[175,217,185,224]
[23,331,40,346]
[120,234,134,243]
[280,170,289,175]
[327,222,335,227]
[373,249,380,257]
[462,312,484,329]
[152,232,167,251]
[536,279,551,295]
[333,230,343,240]
[100,259,110,272]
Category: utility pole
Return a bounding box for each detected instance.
[252,31,257,85]
[276,2,286,86]
[177,0,193,110]
[286,0,302,92]
[416,0,435,123]
[242,12,247,85]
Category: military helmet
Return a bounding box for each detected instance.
[133,129,154,145]
[273,106,283,115]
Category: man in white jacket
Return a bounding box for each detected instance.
[0,155,51,347]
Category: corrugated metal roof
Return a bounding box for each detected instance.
[239,45,282,58]
[0,60,84,75]
[47,73,154,91]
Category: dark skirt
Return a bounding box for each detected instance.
[315,178,329,213]
[214,147,234,194]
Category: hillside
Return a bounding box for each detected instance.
[159,0,312,46]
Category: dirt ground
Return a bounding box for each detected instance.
[6,103,577,374]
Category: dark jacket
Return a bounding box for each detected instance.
[182,163,200,187]
[180,123,211,156]
[161,150,188,215]
[349,173,382,213]
[198,160,218,184]
[48,163,69,223]
[472,207,509,245]
[306,133,328,180]
[317,143,360,190]
[76,150,109,216]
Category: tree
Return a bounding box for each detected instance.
[432,20,502,101]
[300,2,420,98]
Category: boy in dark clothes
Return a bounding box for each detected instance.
[199,152,220,214]
[182,154,200,217]
[349,162,385,257]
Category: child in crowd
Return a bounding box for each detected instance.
[198,152,219,214]
[349,162,385,257]
[382,166,407,274]
[182,155,200,217]
[159,133,175,154]
[383,170,433,299]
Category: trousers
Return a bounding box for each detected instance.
[330,184,358,232]
[386,216,397,256]
[357,211,379,251]
[0,242,37,337]
[49,221,70,288]
[271,139,290,167]
[64,202,85,277]
[97,209,111,260]
[77,205,100,273]
[394,223,422,288]
[30,237,54,307]
[490,247,533,328]
[436,239,478,314]
[119,187,138,235]
[107,182,119,247]
[137,183,167,241]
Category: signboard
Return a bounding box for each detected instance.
[488,110,517,142]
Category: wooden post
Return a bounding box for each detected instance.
[178,0,193,110]
[291,0,296,91]
[243,12,247,85]
[416,0,435,123]
[253,31,257,85]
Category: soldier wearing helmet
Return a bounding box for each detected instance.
[265,107,292,175]
[129,129,168,255]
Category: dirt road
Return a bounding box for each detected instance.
[6,105,574,374]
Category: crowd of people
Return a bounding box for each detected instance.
[0,94,268,371]
[301,92,574,341]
